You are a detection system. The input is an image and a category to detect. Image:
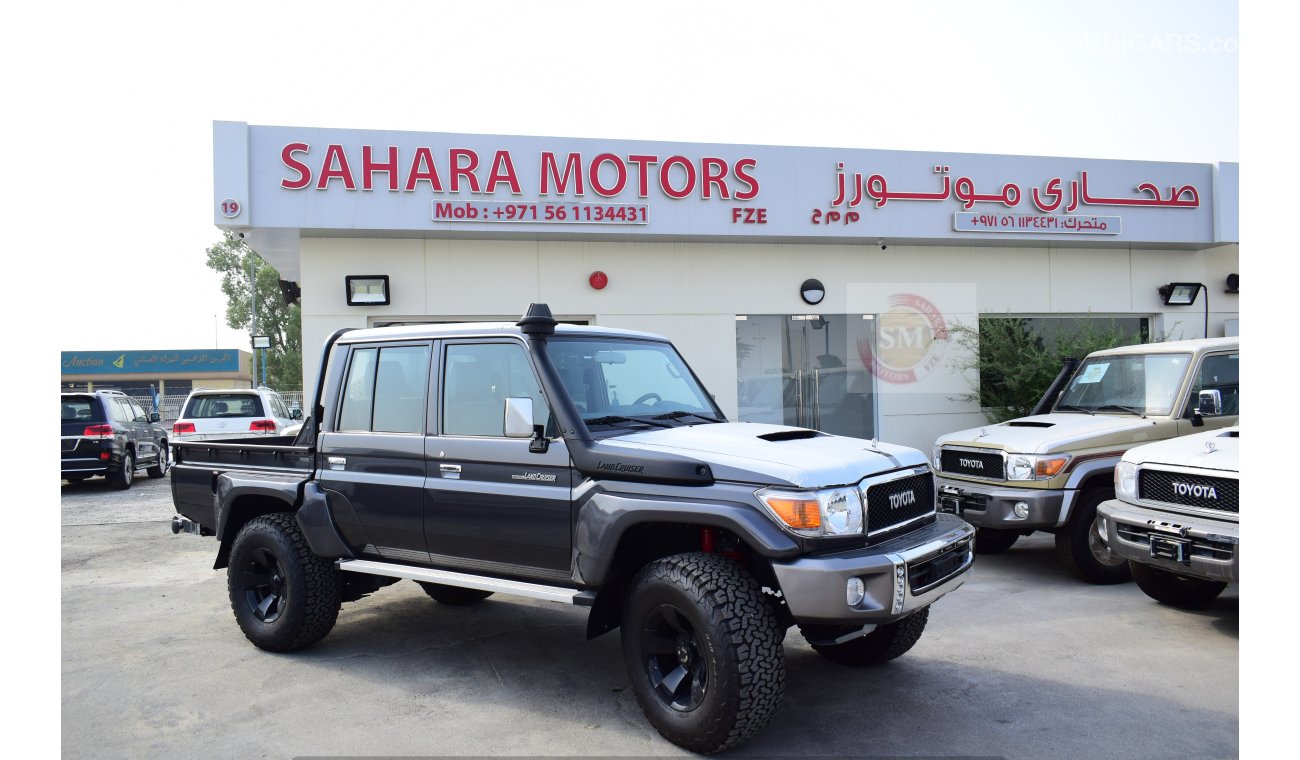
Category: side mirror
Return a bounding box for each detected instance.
[1198,389,1222,417]
[504,397,534,438]
[290,408,303,420]
[149,412,161,423]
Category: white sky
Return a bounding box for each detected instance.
[21,1,1296,756]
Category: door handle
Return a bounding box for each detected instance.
[327,456,346,470]
[440,464,462,479]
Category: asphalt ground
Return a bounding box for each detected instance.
[61,474,1238,759]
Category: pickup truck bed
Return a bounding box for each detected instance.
[172,435,310,533]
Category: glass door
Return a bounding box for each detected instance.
[736,314,878,439]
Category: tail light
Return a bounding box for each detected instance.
[83,424,114,439]
[249,419,277,432]
[173,422,196,435]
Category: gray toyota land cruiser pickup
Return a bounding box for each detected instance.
[169,304,974,753]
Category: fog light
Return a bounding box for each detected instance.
[892,565,906,614]
[1013,501,1030,519]
[846,577,865,607]
[1096,515,1109,543]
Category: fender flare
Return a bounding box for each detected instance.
[573,491,799,587]
[1058,455,1122,526]
[212,472,301,568]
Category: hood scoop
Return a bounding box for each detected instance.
[1007,421,1055,428]
[758,429,824,442]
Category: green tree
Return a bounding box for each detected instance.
[948,317,1151,423]
[206,231,303,390]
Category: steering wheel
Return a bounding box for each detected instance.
[632,393,662,406]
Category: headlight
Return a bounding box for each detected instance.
[1115,460,1138,500]
[931,445,942,469]
[1006,454,1071,481]
[1007,455,1034,481]
[757,486,864,537]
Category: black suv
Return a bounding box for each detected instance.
[60,391,169,489]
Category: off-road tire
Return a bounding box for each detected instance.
[228,513,341,652]
[804,606,930,666]
[621,552,785,754]
[146,444,168,479]
[1131,561,1226,608]
[107,450,134,490]
[975,528,1021,555]
[1055,487,1131,584]
[416,582,494,605]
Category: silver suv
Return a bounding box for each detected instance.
[172,387,301,441]
[1098,426,1238,608]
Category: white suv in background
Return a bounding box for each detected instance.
[172,387,302,441]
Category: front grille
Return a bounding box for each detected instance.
[1114,523,1235,562]
[940,448,1003,479]
[864,472,935,536]
[1138,469,1238,513]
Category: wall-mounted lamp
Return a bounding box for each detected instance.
[1158,282,1208,338]
[345,275,390,306]
[1158,282,1203,306]
[800,278,825,305]
[1225,273,1239,294]
[279,279,301,306]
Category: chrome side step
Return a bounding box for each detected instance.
[336,558,596,607]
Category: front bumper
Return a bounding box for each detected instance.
[1098,499,1238,584]
[934,476,1066,530]
[771,514,974,626]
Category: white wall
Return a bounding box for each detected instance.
[299,238,1238,451]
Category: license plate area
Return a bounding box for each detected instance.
[1149,534,1191,563]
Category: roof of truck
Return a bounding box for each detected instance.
[336,322,669,344]
[1089,336,1237,358]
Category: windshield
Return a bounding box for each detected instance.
[1054,352,1191,416]
[545,337,719,426]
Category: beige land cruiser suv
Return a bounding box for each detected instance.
[932,336,1238,583]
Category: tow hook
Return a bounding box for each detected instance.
[171,515,200,535]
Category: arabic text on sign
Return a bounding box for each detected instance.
[952,213,1122,235]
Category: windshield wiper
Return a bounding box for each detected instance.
[584,415,674,429]
[1096,404,1146,417]
[1055,404,1095,415]
[651,411,721,424]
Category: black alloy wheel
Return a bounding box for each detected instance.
[640,603,709,711]
[240,546,289,624]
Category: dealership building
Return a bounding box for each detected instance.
[212,121,1238,451]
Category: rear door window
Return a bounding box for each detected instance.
[127,398,148,422]
[337,345,432,434]
[110,399,132,423]
[338,348,378,432]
